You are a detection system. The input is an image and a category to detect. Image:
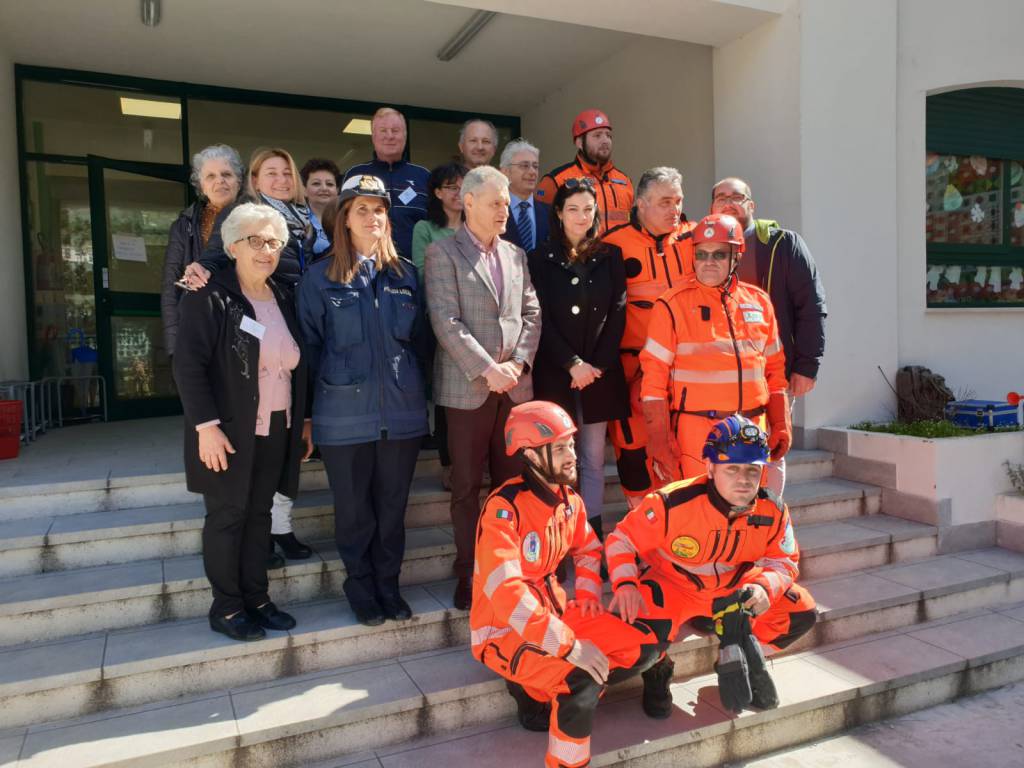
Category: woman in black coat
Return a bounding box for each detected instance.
[173,202,311,642]
[527,179,628,537]
[160,144,243,358]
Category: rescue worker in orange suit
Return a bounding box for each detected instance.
[606,416,818,716]
[639,212,791,483]
[471,401,664,768]
[535,109,633,232]
[601,167,696,506]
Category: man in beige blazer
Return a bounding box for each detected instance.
[425,165,542,610]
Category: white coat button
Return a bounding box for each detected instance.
[571,305,580,315]
[571,277,580,285]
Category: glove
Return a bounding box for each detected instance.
[742,633,779,710]
[711,589,754,713]
[566,639,610,684]
[641,400,682,484]
[766,391,792,461]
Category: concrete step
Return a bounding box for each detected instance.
[4,548,1023,767]
[0,511,928,648]
[0,456,850,579]
[0,546,1017,733]
[0,449,833,523]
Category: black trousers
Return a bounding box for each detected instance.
[445,393,522,579]
[320,437,420,607]
[201,410,287,617]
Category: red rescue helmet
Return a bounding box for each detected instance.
[693,213,745,253]
[504,401,577,456]
[572,109,613,140]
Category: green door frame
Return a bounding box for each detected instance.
[87,155,189,419]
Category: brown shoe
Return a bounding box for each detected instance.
[453,577,472,611]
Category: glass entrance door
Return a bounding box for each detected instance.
[87,156,188,419]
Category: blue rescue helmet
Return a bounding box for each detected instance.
[702,415,770,465]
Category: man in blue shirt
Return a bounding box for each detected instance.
[500,138,550,253]
[343,107,430,259]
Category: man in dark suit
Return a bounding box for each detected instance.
[424,165,542,610]
[501,139,550,253]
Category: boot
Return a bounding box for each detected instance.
[272,532,313,560]
[641,656,674,719]
[506,681,551,732]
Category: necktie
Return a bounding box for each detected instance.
[516,200,534,251]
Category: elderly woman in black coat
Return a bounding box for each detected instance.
[160,144,243,358]
[527,179,628,538]
[173,202,312,641]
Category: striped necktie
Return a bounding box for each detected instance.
[516,200,534,251]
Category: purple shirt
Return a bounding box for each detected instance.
[464,224,503,300]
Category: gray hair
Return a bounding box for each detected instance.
[459,119,498,144]
[461,165,509,199]
[499,138,540,169]
[221,203,289,259]
[189,144,244,194]
[636,167,684,201]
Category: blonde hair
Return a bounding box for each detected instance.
[327,197,404,285]
[247,147,305,205]
[372,107,406,127]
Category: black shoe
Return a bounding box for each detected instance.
[352,599,386,627]
[688,615,716,635]
[267,551,286,570]
[422,433,439,450]
[506,680,551,732]
[210,612,266,642]
[453,578,472,611]
[272,532,313,560]
[641,656,675,719]
[380,594,413,621]
[246,601,296,631]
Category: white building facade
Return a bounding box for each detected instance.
[0,0,1021,437]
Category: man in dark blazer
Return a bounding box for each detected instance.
[424,165,542,610]
[501,139,550,253]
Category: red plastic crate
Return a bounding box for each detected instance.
[0,400,22,460]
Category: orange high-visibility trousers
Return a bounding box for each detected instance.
[608,354,653,505]
[630,576,817,653]
[478,604,664,767]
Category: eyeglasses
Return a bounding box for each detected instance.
[509,162,540,172]
[713,193,751,205]
[694,249,731,262]
[440,184,461,192]
[563,177,595,192]
[235,235,284,252]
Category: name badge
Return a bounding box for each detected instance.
[743,310,765,324]
[240,315,266,340]
[398,185,417,205]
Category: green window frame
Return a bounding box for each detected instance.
[926,87,1024,308]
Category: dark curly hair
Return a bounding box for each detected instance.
[299,157,342,187]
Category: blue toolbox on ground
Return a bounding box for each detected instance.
[945,399,1020,429]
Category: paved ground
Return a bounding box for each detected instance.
[732,682,1024,767]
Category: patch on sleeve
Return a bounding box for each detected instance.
[496,508,512,521]
[779,521,797,555]
[645,507,657,523]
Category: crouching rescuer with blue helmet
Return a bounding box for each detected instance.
[605,415,818,716]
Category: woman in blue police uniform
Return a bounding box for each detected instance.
[297,174,429,626]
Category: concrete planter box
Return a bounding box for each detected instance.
[819,426,1024,552]
[997,491,1024,552]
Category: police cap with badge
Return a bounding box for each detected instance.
[339,174,391,207]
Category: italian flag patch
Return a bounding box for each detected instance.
[496,509,512,520]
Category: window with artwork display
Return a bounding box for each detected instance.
[925,88,1024,307]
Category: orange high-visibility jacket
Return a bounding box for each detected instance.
[639,273,787,414]
[470,473,604,661]
[605,477,800,601]
[601,218,696,354]
[536,156,634,231]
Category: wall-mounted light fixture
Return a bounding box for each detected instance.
[120,97,181,120]
[343,118,373,135]
[141,0,161,27]
[436,10,497,62]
